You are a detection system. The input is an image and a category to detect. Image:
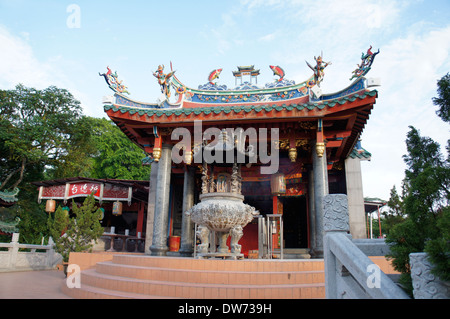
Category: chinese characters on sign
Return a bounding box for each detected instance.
[38,180,132,204]
[69,183,101,197]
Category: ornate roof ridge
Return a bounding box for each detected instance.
[105,89,377,117]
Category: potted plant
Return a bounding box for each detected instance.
[47,194,104,276]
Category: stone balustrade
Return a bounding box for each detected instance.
[323,194,449,299]
[323,194,409,299]
[0,233,62,272]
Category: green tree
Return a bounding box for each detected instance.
[49,115,97,179]
[47,195,103,262]
[386,74,450,295]
[0,84,94,190]
[425,207,450,281]
[0,84,97,243]
[433,73,450,123]
[1,85,150,246]
[386,126,449,294]
[87,117,151,180]
[382,184,407,235]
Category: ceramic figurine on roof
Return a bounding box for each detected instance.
[198,69,228,91]
[101,47,377,111]
[270,65,285,82]
[350,46,380,80]
[153,64,176,98]
[232,65,260,86]
[208,68,222,85]
[306,54,331,87]
[99,66,130,95]
[265,65,296,88]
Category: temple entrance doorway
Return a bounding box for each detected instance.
[281,196,308,249]
[243,194,309,250]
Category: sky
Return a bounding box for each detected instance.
[0,0,449,201]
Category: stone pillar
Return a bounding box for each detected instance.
[179,166,195,257]
[150,144,172,256]
[345,157,367,239]
[308,167,316,253]
[144,161,158,255]
[323,194,350,299]
[312,142,329,257]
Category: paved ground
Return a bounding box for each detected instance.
[0,270,71,299]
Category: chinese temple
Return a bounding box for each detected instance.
[100,47,380,258]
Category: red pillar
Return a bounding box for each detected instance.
[136,202,145,236]
[272,195,278,214]
[272,195,280,249]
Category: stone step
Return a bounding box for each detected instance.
[61,280,176,299]
[95,261,324,285]
[77,268,325,299]
[110,255,324,272]
[283,248,311,259]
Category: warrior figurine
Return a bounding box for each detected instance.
[306,54,331,87]
[153,64,175,98]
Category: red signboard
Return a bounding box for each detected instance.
[41,184,66,199]
[103,183,129,200]
[68,182,101,198]
[39,180,131,203]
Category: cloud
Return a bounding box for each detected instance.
[258,32,277,42]
[360,25,450,199]
[0,25,54,89]
[237,0,449,200]
[0,25,103,118]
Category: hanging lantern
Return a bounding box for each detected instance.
[45,199,56,213]
[270,173,286,195]
[112,201,123,216]
[99,208,105,220]
[288,147,297,163]
[184,150,193,165]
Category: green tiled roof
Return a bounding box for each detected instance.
[0,188,19,204]
[105,90,378,118]
[0,218,20,234]
[349,147,372,160]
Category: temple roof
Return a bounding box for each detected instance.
[349,146,372,161]
[104,88,377,163]
[104,89,377,119]
[100,49,380,166]
[0,188,19,208]
[364,197,387,214]
[0,219,19,234]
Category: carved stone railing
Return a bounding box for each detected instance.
[352,238,391,256]
[0,233,62,272]
[410,252,450,299]
[323,194,409,299]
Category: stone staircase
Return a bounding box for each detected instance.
[62,254,325,299]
